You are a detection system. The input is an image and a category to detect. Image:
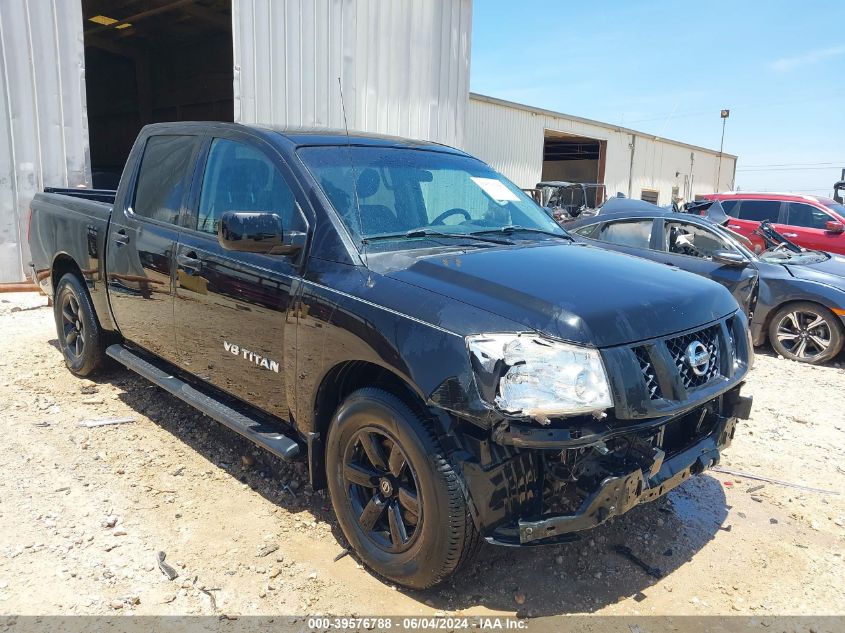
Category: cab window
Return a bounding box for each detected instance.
[133,135,197,225]
[196,138,305,236]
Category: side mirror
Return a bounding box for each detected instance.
[825,220,844,234]
[712,250,748,267]
[217,211,303,256]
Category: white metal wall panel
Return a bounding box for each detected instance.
[467,95,736,204]
[0,0,89,283]
[233,0,471,147]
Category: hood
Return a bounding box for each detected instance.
[385,242,739,348]
[786,253,845,285]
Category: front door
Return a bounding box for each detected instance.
[173,133,309,421]
[658,219,759,316]
[106,133,201,362]
[783,201,845,253]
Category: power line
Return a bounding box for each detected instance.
[736,166,842,172]
[738,161,845,168]
[621,94,843,125]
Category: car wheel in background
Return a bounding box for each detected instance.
[768,302,844,364]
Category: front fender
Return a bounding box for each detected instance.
[293,263,506,435]
[755,275,845,343]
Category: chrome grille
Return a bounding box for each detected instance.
[634,347,662,399]
[666,325,721,390]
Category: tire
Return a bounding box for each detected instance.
[54,273,107,377]
[768,302,844,364]
[325,388,479,589]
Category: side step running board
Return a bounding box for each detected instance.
[106,344,301,461]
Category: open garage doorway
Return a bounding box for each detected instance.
[541,131,607,208]
[82,0,233,188]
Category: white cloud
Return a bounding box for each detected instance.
[770,45,845,72]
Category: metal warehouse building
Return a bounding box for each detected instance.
[0,0,734,283]
[466,93,736,203]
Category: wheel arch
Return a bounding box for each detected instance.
[50,251,116,332]
[51,252,84,291]
[308,360,429,490]
[761,298,843,345]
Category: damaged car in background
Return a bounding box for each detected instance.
[526,181,607,222]
[29,123,752,589]
[569,198,845,364]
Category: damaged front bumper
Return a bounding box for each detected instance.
[516,413,736,544]
[461,386,751,546]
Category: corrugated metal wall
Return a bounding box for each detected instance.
[0,0,90,283]
[467,94,737,205]
[233,0,472,148]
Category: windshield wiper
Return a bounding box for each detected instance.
[469,225,573,241]
[362,228,514,246]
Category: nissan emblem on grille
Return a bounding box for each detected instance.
[685,341,711,377]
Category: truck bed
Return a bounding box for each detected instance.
[28,190,114,325]
[43,187,116,204]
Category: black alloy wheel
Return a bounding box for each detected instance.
[60,291,85,361]
[343,428,421,552]
[54,273,108,376]
[326,388,479,589]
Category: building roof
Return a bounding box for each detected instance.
[469,92,738,160]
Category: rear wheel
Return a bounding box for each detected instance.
[768,302,843,364]
[54,273,107,376]
[325,388,479,589]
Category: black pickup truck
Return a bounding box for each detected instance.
[28,122,752,589]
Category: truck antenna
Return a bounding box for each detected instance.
[337,77,370,281]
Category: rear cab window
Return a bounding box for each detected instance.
[132,135,198,225]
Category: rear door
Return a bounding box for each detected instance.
[173,131,310,421]
[106,133,201,362]
[783,201,845,253]
[725,199,783,252]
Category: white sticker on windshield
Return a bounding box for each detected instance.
[471,177,520,202]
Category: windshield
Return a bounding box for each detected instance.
[298,146,565,248]
[760,250,830,265]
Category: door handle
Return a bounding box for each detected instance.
[177,252,202,272]
[782,232,798,238]
[113,229,129,246]
[728,224,742,230]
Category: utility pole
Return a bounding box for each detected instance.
[717,109,729,191]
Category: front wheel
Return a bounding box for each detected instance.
[768,302,844,364]
[325,388,479,589]
[54,273,107,376]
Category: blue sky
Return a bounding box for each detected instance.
[471,0,845,195]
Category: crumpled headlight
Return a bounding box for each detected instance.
[467,333,613,423]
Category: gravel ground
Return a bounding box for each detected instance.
[0,292,844,619]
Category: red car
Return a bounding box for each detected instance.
[701,192,845,255]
